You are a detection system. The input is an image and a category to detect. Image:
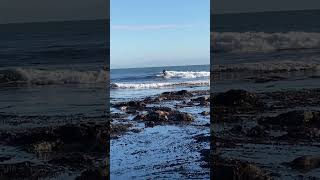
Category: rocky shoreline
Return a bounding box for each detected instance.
[0,89,211,179]
[110,89,210,178]
[2,88,320,179]
[209,88,320,179]
[0,114,112,179]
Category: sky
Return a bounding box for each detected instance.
[212,0,320,14]
[110,0,210,69]
[0,0,108,24]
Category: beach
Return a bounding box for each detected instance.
[209,10,320,179]
[110,65,210,179]
[0,20,109,179]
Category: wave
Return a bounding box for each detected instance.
[111,80,209,89]
[212,32,320,53]
[157,71,210,79]
[0,68,107,85]
[214,60,320,73]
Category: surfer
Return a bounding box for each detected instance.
[162,69,167,76]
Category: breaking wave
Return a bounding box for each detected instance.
[212,32,320,53]
[111,80,209,89]
[214,60,320,73]
[0,68,107,85]
[157,71,210,79]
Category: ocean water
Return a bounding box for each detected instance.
[212,10,320,92]
[212,10,320,179]
[0,20,108,116]
[110,65,210,179]
[111,65,210,101]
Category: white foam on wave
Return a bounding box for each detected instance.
[215,60,320,72]
[212,32,320,53]
[1,68,107,85]
[157,71,210,79]
[111,80,209,89]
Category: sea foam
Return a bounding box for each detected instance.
[111,80,209,89]
[214,60,320,73]
[157,71,210,79]
[212,32,320,53]
[0,68,107,85]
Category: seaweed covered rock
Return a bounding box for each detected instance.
[2,122,114,153]
[287,156,320,172]
[157,90,193,101]
[259,110,320,127]
[113,100,146,112]
[134,107,194,124]
[246,126,268,138]
[213,157,272,180]
[0,161,53,179]
[213,89,264,108]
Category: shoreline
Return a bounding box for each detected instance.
[209,88,320,179]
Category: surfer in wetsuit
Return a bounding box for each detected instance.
[162,69,167,77]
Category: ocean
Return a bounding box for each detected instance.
[0,20,108,116]
[0,20,109,179]
[110,65,210,179]
[212,10,320,179]
[111,65,210,100]
[212,10,320,93]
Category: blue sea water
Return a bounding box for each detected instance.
[212,10,320,92]
[110,65,210,179]
[111,65,210,101]
[212,10,320,179]
[0,20,108,116]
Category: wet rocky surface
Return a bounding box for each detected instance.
[209,88,320,179]
[110,89,210,179]
[0,114,113,179]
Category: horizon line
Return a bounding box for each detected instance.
[110,64,210,70]
[0,18,109,26]
[212,8,320,15]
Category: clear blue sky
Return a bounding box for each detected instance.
[111,0,210,69]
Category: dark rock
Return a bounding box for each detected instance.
[0,161,53,179]
[213,157,272,180]
[247,126,268,138]
[230,125,243,134]
[193,134,210,143]
[157,90,193,100]
[0,156,11,162]
[3,122,114,153]
[49,153,94,168]
[113,101,146,111]
[248,75,286,83]
[192,96,210,106]
[162,90,190,96]
[29,140,63,153]
[213,89,264,108]
[110,123,132,139]
[259,110,320,127]
[134,108,194,124]
[131,129,142,133]
[200,111,210,116]
[76,168,106,180]
[284,127,320,140]
[111,113,128,119]
[288,156,320,172]
[211,135,236,148]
